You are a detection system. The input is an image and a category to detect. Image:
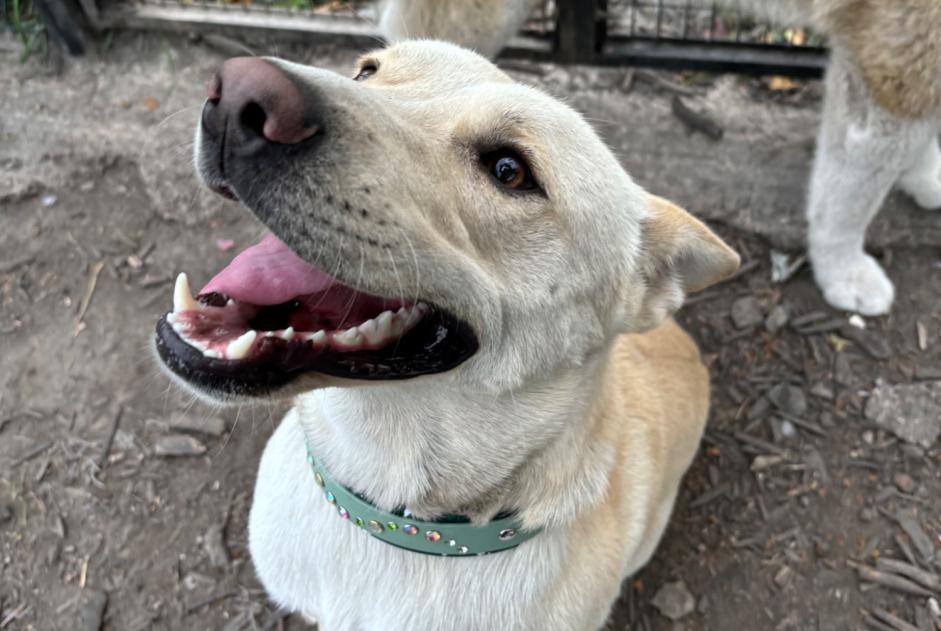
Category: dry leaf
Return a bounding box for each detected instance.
[768,76,799,92]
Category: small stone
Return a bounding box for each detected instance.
[77,589,108,631]
[861,430,874,445]
[774,565,794,589]
[859,507,875,522]
[893,473,916,494]
[779,420,797,438]
[730,296,764,329]
[865,382,941,448]
[154,434,207,457]
[651,580,695,621]
[809,383,834,401]
[848,314,866,329]
[767,383,807,417]
[764,305,789,334]
[203,523,230,568]
[41,193,57,207]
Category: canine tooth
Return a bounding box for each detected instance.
[282,326,295,341]
[226,330,257,360]
[166,312,177,325]
[403,306,424,328]
[173,273,200,313]
[308,330,327,344]
[203,349,221,359]
[226,298,235,307]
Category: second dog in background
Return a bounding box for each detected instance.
[380,0,941,316]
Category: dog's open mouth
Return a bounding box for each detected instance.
[155,234,477,394]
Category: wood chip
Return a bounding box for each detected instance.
[154,434,207,457]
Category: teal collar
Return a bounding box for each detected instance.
[306,448,540,557]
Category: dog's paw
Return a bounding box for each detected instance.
[813,253,895,316]
[899,176,941,210]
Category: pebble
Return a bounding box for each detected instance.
[731,296,764,329]
[893,473,916,494]
[864,382,941,448]
[859,507,875,522]
[767,383,807,417]
[41,193,58,207]
[203,523,231,568]
[78,589,108,631]
[764,304,789,334]
[154,434,207,457]
[651,580,695,621]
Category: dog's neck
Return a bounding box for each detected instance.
[295,354,617,530]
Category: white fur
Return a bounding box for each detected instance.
[175,41,736,630]
[377,0,941,315]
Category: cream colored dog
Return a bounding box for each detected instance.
[155,41,738,629]
[381,0,941,316]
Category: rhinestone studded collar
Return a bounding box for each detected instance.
[306,448,540,557]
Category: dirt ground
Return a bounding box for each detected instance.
[1,29,940,631]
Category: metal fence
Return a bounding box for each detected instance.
[94,0,828,76]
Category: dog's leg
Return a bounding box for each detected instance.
[806,52,933,315]
[897,135,941,210]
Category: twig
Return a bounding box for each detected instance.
[671,95,724,140]
[0,255,34,275]
[875,558,941,591]
[75,260,106,327]
[185,591,238,614]
[634,69,701,97]
[869,608,921,631]
[97,406,124,469]
[10,441,52,468]
[849,560,934,597]
[734,431,789,456]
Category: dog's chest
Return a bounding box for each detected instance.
[248,410,567,631]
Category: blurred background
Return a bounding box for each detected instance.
[1,2,940,630]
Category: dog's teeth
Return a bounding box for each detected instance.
[308,330,327,344]
[357,319,384,344]
[334,327,364,347]
[226,330,257,360]
[377,310,395,330]
[282,326,295,341]
[166,312,177,325]
[226,298,235,307]
[203,349,221,359]
[173,273,200,313]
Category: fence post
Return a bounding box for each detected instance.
[554,0,606,64]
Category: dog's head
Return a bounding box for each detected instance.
[155,41,739,402]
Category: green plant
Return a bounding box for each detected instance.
[2,0,47,61]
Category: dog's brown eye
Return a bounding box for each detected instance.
[483,150,536,191]
[354,64,377,81]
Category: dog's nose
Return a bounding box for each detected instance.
[203,57,318,145]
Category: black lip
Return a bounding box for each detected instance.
[155,308,479,397]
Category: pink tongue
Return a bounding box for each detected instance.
[201,234,338,306]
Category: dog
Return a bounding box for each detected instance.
[380,0,941,316]
[154,41,738,629]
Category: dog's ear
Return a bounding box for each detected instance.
[628,195,740,332]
